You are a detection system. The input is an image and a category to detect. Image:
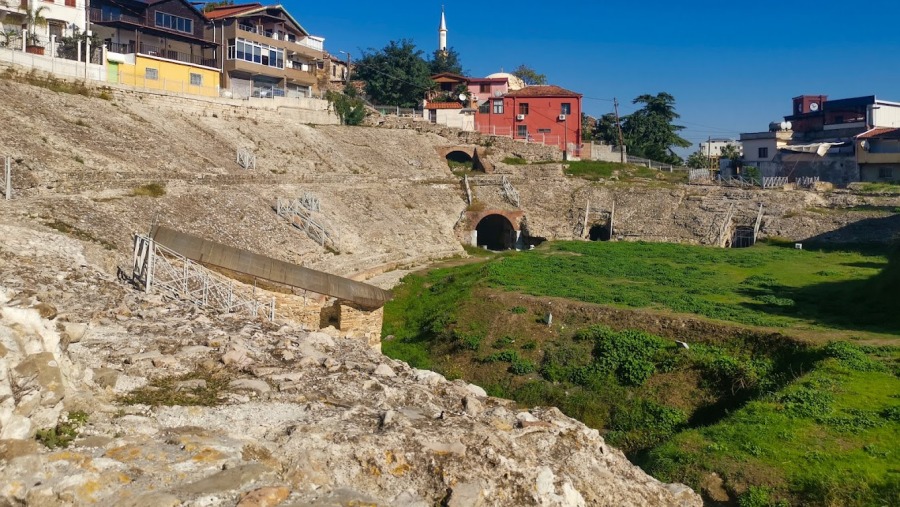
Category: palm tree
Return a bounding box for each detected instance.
[24,3,48,47]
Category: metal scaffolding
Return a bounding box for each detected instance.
[132,233,275,321]
[237,147,257,170]
[275,197,341,251]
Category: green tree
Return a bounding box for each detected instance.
[354,39,433,108]
[686,150,708,169]
[24,4,48,46]
[621,92,691,165]
[428,48,463,75]
[326,84,366,126]
[202,0,234,12]
[719,143,742,169]
[512,64,547,86]
[56,27,101,61]
[591,113,620,145]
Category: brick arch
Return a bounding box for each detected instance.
[466,209,525,231]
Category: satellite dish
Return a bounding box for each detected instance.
[458,93,467,101]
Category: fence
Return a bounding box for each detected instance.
[626,155,685,172]
[372,105,421,117]
[0,45,106,81]
[688,168,712,183]
[762,176,789,189]
[796,176,820,188]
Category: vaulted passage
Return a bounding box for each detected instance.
[475,214,516,251]
[446,150,473,164]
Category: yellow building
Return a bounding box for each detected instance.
[91,0,220,98]
[112,55,219,98]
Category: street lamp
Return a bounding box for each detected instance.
[338,50,351,83]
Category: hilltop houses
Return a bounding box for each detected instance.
[740,94,900,185]
[2,0,332,98]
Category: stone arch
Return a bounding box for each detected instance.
[436,145,493,172]
[475,214,516,251]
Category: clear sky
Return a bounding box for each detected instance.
[283,0,900,153]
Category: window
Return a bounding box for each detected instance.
[479,83,490,93]
[517,125,527,138]
[155,11,193,35]
[226,38,284,69]
[48,21,63,39]
[190,73,202,86]
[64,0,75,7]
[492,99,504,114]
[560,103,571,115]
[519,103,529,115]
[478,102,490,114]
[879,167,893,179]
[145,68,158,80]
[758,147,768,158]
[537,128,551,133]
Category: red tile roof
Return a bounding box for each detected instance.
[857,127,900,139]
[505,85,581,98]
[427,102,464,109]
[205,3,263,20]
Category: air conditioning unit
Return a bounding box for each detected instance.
[516,114,525,121]
[558,114,567,121]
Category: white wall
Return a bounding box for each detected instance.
[435,109,474,131]
[0,46,105,81]
[698,140,741,157]
[742,138,776,162]
[871,103,900,128]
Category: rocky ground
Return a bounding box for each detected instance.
[0,222,701,506]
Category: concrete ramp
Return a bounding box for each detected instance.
[150,226,391,309]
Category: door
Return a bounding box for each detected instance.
[107,62,119,84]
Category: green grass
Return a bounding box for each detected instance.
[502,156,527,165]
[564,160,688,184]
[856,181,900,195]
[482,241,898,334]
[382,240,899,505]
[643,348,900,506]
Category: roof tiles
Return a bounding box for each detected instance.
[504,85,581,98]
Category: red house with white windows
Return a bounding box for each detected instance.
[475,85,582,156]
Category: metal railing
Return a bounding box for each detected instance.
[762,176,789,189]
[275,197,341,252]
[90,8,143,25]
[132,234,275,321]
[139,42,215,68]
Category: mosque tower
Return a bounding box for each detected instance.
[439,7,447,53]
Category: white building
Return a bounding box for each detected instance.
[698,138,742,158]
[0,0,87,52]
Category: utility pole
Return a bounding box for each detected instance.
[5,156,11,200]
[613,98,625,164]
[707,136,712,172]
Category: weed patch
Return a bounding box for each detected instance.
[35,411,88,449]
[119,367,230,406]
[130,182,166,198]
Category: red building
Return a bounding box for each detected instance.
[475,85,582,156]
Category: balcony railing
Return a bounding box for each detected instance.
[235,23,323,52]
[105,41,133,54]
[139,42,216,68]
[90,8,143,25]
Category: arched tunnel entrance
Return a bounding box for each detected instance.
[475,214,517,251]
[446,150,475,171]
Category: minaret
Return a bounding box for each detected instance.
[438,6,447,53]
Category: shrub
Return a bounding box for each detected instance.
[778,386,832,418]
[822,341,885,372]
[482,350,518,364]
[131,182,166,197]
[510,305,527,314]
[509,358,535,375]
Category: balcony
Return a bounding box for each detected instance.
[104,39,213,67]
[90,8,143,25]
[234,22,323,54]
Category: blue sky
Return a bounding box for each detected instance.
[284,0,900,152]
